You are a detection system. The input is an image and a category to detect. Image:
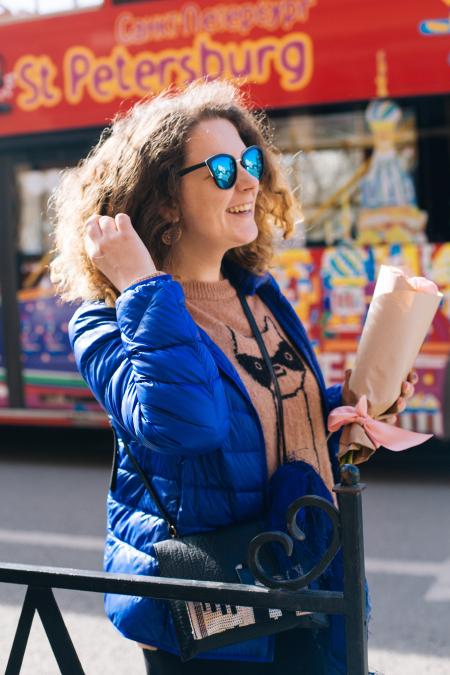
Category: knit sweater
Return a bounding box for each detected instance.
[181,277,334,493]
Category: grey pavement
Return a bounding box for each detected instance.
[362,469,450,674]
[0,434,449,674]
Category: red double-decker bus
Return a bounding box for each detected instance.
[0,0,449,436]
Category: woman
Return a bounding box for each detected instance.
[51,80,414,674]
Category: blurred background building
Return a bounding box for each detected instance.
[0,0,448,439]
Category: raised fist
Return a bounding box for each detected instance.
[84,213,157,292]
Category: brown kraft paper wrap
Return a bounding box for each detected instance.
[338,265,443,463]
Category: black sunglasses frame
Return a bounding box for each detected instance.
[177,145,264,189]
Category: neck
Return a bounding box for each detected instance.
[167,242,225,282]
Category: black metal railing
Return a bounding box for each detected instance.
[0,465,368,675]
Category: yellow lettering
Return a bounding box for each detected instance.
[14,55,61,111]
[62,32,313,106]
[64,46,94,104]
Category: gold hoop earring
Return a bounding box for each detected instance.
[162,223,182,246]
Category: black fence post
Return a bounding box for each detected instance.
[5,587,35,675]
[334,464,369,675]
[33,587,86,675]
[5,586,85,675]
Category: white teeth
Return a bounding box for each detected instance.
[227,204,252,214]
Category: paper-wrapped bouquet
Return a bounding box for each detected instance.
[328,265,443,464]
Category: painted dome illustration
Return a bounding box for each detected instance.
[357,100,428,245]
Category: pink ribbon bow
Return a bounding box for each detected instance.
[327,395,432,452]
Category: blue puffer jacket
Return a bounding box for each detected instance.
[69,260,342,663]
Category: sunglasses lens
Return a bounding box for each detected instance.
[208,154,237,189]
[242,147,264,180]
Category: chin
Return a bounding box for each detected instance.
[229,220,259,247]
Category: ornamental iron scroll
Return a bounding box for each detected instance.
[247,495,341,590]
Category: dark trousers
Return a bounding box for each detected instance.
[143,628,326,674]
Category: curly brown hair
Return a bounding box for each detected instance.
[50,79,297,305]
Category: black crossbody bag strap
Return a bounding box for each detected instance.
[111,427,178,538]
[236,289,288,466]
[110,290,286,534]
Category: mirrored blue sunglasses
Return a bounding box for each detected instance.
[178,145,264,189]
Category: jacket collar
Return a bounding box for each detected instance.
[221,257,271,296]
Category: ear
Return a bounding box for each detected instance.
[160,205,179,224]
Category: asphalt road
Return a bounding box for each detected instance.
[0,428,449,675]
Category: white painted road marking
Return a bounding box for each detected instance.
[365,557,450,602]
[0,528,104,551]
[0,529,449,602]
[366,557,442,576]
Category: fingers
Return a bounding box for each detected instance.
[382,414,398,425]
[407,369,419,384]
[394,397,406,413]
[84,215,103,260]
[384,395,406,416]
[401,381,414,398]
[84,214,117,261]
[115,213,133,233]
[384,372,417,418]
[98,215,118,232]
[85,214,102,239]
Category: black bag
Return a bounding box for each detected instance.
[121,439,325,662]
[154,520,324,661]
[117,289,327,661]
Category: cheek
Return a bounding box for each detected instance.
[178,182,201,224]
[180,180,230,227]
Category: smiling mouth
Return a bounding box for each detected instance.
[226,203,253,214]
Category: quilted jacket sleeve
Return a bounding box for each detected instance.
[69,275,229,455]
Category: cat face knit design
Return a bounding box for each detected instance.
[182,277,334,489]
[227,315,306,398]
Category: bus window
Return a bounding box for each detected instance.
[15,164,69,291]
[10,158,103,419]
[0,0,103,22]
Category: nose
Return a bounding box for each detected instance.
[235,161,260,190]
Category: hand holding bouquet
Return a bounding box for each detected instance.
[328,265,443,464]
